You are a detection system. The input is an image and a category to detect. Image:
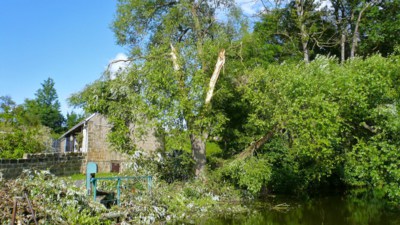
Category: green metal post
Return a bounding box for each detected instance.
[91,178,97,201]
[148,176,152,194]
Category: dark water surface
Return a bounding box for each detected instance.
[200,193,400,225]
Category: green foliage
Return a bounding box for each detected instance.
[253,6,307,62]
[206,141,223,156]
[241,56,342,191]
[24,78,65,134]
[0,94,55,159]
[253,0,400,62]
[0,95,54,159]
[237,55,400,198]
[88,152,246,223]
[152,178,247,222]
[158,150,195,183]
[107,116,135,154]
[0,127,51,159]
[221,157,272,196]
[358,0,400,56]
[344,140,400,188]
[0,96,16,125]
[0,95,40,127]
[65,111,85,130]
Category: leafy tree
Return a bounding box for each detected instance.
[358,0,400,56]
[25,78,65,134]
[254,0,399,63]
[71,0,246,178]
[0,127,52,159]
[0,95,53,159]
[65,111,85,130]
[0,96,40,127]
[235,55,400,195]
[0,95,16,125]
[255,0,335,63]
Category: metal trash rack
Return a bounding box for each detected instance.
[90,176,152,205]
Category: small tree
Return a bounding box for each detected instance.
[25,78,65,134]
[0,96,53,159]
[0,95,16,125]
[65,111,85,130]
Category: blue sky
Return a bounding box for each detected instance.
[0,0,126,115]
[0,0,262,116]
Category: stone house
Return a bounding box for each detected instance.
[58,113,161,173]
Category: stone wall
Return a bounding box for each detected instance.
[85,114,127,172]
[56,113,162,173]
[84,114,161,173]
[0,152,85,180]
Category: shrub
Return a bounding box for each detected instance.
[221,157,272,196]
[158,150,195,183]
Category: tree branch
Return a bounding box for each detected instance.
[170,43,185,90]
[106,53,170,73]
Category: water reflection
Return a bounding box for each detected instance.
[199,193,400,225]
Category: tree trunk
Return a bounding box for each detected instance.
[350,3,370,58]
[189,49,225,178]
[295,0,309,63]
[341,33,346,63]
[301,37,310,63]
[333,1,347,63]
[190,133,207,178]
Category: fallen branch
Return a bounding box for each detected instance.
[237,124,279,160]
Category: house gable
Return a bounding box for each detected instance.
[58,113,161,173]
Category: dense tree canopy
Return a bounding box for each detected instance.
[232,55,400,195]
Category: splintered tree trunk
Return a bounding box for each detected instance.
[189,49,224,178]
[190,133,207,178]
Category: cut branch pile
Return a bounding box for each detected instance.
[0,170,106,224]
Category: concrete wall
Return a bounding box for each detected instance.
[0,152,85,179]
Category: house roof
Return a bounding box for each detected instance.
[59,113,97,139]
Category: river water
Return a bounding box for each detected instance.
[200,192,400,225]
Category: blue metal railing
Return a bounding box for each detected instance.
[90,176,152,205]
